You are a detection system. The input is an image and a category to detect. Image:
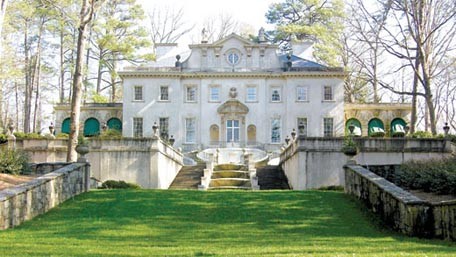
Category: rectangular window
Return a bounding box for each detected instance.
[186,86,197,102]
[185,118,196,143]
[271,118,281,143]
[297,117,308,136]
[209,86,220,102]
[133,117,143,138]
[159,117,169,140]
[271,88,281,102]
[160,86,169,101]
[134,86,143,101]
[323,85,333,101]
[324,118,334,137]
[246,86,257,102]
[297,86,308,101]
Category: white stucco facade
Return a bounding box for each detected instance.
[119,34,346,152]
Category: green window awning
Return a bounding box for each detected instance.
[61,118,71,134]
[346,119,362,136]
[84,118,100,137]
[107,118,122,131]
[391,118,406,136]
[368,118,385,136]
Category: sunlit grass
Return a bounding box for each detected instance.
[0,190,455,256]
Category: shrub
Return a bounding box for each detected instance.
[13,132,45,140]
[56,133,69,139]
[0,134,7,144]
[100,180,141,189]
[410,131,434,138]
[0,149,30,175]
[97,129,122,140]
[398,157,456,195]
[369,131,385,137]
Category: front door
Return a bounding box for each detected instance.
[226,119,240,147]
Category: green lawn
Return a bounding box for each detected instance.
[0,190,455,257]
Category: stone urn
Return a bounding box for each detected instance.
[75,144,90,162]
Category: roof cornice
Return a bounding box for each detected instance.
[119,71,347,79]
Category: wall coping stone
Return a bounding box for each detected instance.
[345,165,427,204]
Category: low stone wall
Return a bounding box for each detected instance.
[29,162,70,175]
[16,138,183,189]
[280,137,452,190]
[0,163,90,230]
[345,165,456,240]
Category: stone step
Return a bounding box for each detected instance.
[211,170,250,179]
[169,164,206,190]
[208,186,252,190]
[214,163,247,171]
[209,178,251,187]
[256,165,290,190]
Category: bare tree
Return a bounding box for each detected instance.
[0,0,8,130]
[67,0,105,162]
[148,6,194,44]
[200,12,240,42]
[379,0,456,134]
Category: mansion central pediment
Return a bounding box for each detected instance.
[217,99,249,115]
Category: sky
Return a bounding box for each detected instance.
[138,0,277,42]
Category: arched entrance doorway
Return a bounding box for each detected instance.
[217,98,249,147]
[84,118,100,137]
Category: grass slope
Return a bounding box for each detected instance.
[0,190,455,256]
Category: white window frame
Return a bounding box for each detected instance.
[323,117,334,137]
[271,86,281,102]
[297,117,308,136]
[159,117,169,140]
[323,85,334,101]
[133,85,143,101]
[271,118,281,143]
[185,118,196,143]
[296,86,308,102]
[185,85,197,103]
[133,117,143,138]
[246,86,258,102]
[209,86,220,102]
[159,86,169,101]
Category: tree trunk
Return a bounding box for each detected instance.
[67,0,103,162]
[24,21,32,133]
[410,53,420,133]
[96,47,103,93]
[59,25,65,103]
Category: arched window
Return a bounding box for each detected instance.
[345,118,362,137]
[391,118,407,137]
[247,125,256,144]
[210,124,219,144]
[61,118,71,134]
[368,118,385,137]
[107,118,122,132]
[84,118,100,137]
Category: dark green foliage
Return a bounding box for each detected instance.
[317,185,344,191]
[398,158,456,195]
[55,133,69,139]
[410,131,434,138]
[13,132,45,139]
[100,180,141,189]
[0,149,30,175]
[96,129,122,139]
[0,134,7,144]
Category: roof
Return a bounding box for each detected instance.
[279,54,327,69]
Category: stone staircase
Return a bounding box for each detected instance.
[169,163,206,189]
[256,165,290,190]
[208,164,252,190]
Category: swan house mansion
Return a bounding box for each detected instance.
[54,32,411,152]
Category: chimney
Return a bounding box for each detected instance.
[290,40,314,61]
[154,43,178,60]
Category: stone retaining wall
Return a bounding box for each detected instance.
[280,137,452,190]
[345,165,456,240]
[29,162,70,175]
[0,163,90,230]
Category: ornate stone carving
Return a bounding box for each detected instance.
[229,87,238,98]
